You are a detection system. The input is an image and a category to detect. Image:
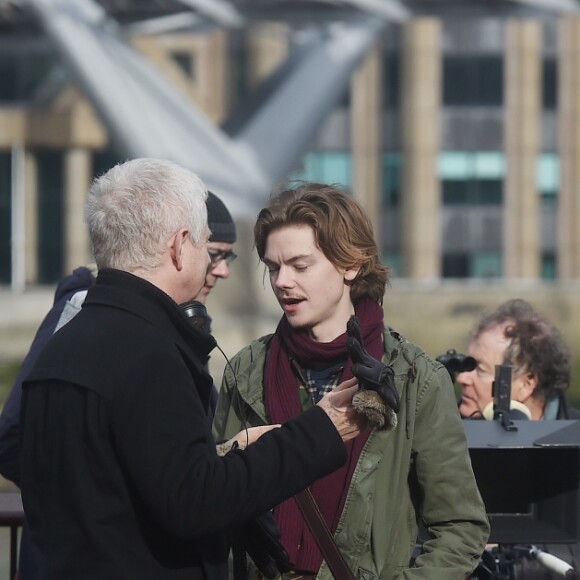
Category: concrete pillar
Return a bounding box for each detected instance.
[351,42,382,242]
[0,108,25,147]
[401,18,442,280]
[64,149,92,273]
[247,23,289,89]
[195,30,228,123]
[24,151,38,285]
[557,17,580,280]
[504,20,542,280]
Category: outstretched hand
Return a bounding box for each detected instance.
[317,377,366,442]
[216,425,281,456]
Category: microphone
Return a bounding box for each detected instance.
[485,364,531,429]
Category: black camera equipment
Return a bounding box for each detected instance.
[465,364,580,579]
[435,349,477,382]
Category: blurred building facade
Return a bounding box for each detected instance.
[1,12,580,286]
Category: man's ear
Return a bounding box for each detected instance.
[344,265,360,282]
[514,372,538,403]
[170,229,189,271]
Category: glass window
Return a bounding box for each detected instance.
[442,180,469,205]
[227,30,250,109]
[443,56,503,107]
[93,151,123,179]
[443,252,502,279]
[473,153,505,179]
[382,154,401,207]
[472,252,502,279]
[171,51,196,80]
[541,191,557,209]
[542,253,556,280]
[291,152,351,187]
[543,58,557,111]
[0,51,57,103]
[442,253,470,278]
[383,251,402,277]
[442,180,503,205]
[36,150,64,284]
[538,154,559,208]
[440,152,504,205]
[439,151,471,179]
[0,153,11,284]
[337,86,350,108]
[537,154,559,193]
[383,53,400,109]
[439,152,505,180]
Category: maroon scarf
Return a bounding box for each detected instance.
[265,298,385,572]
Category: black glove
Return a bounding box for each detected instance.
[346,315,400,414]
[229,510,291,580]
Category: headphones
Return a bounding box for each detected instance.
[180,300,210,332]
[482,400,532,421]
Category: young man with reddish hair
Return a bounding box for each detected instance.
[214,182,489,580]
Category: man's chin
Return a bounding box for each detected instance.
[459,399,486,420]
[194,287,211,301]
[285,314,308,331]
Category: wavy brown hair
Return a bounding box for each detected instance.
[472,298,571,403]
[254,182,390,305]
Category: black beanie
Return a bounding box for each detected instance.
[206,191,236,244]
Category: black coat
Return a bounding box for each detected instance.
[20,269,346,580]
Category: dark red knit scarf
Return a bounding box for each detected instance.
[265,297,385,573]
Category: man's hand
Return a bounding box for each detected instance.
[217,425,281,456]
[317,377,366,442]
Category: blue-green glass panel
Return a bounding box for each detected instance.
[537,154,559,194]
[382,153,401,207]
[383,251,401,278]
[291,152,351,187]
[541,253,556,280]
[473,153,505,179]
[438,152,471,180]
[472,252,502,279]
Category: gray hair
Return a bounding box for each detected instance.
[86,158,208,272]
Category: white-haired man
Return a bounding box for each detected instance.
[19,158,363,580]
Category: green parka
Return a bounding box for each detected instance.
[213,328,490,580]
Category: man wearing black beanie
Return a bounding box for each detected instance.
[194,191,237,305]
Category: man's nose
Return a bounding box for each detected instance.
[210,260,230,278]
[456,369,474,385]
[274,266,293,288]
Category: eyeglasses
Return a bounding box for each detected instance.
[208,249,237,267]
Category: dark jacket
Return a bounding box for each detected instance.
[0,266,96,486]
[20,269,347,580]
[515,399,580,580]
